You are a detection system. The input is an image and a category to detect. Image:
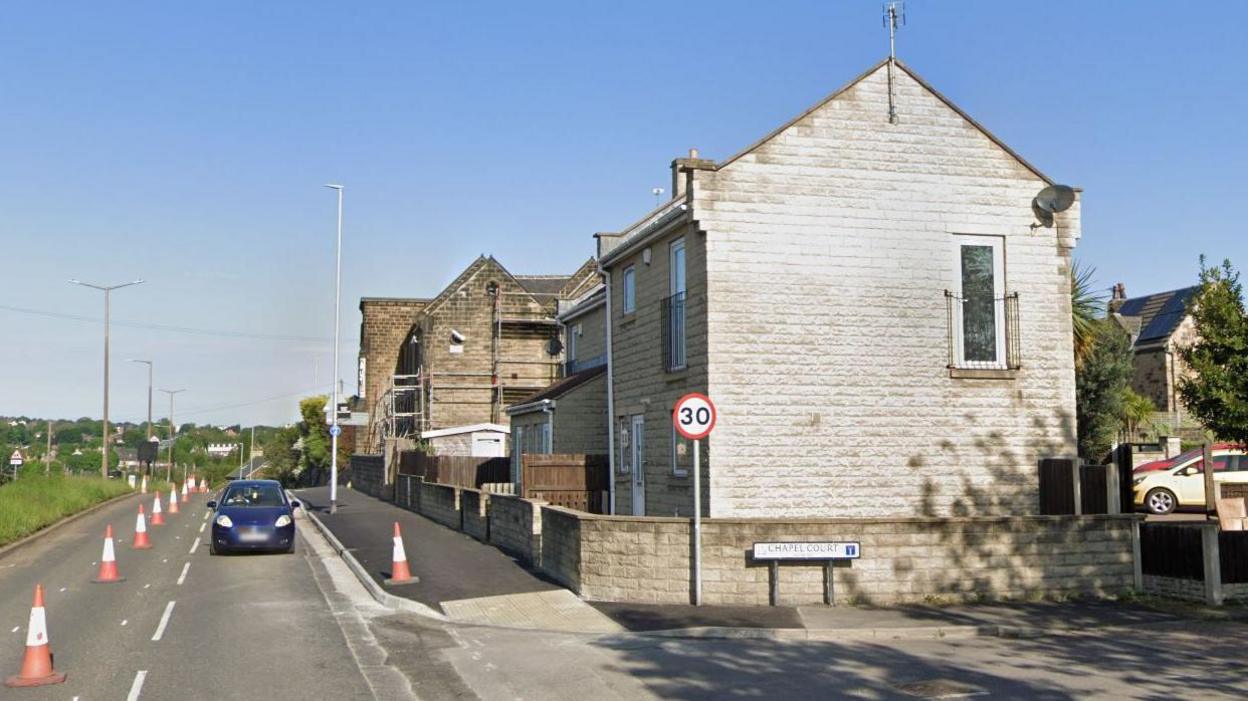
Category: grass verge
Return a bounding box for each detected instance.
[0,475,133,547]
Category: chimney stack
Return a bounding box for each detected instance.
[1109,282,1127,313]
[670,148,714,199]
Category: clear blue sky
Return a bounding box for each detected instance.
[2,1,1244,426]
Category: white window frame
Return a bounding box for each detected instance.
[567,323,580,364]
[622,266,636,314]
[952,234,1007,370]
[671,422,688,477]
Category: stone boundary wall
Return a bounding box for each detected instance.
[538,508,1141,606]
[488,494,545,565]
[1142,574,1205,602]
[418,481,461,530]
[350,455,385,499]
[461,489,490,542]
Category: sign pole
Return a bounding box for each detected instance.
[693,438,702,606]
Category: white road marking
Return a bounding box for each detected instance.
[144,584,151,589]
[127,670,147,701]
[198,522,207,534]
[162,558,168,563]
[203,511,209,520]
[151,602,175,641]
[9,626,18,633]
[58,587,67,593]
[189,537,201,554]
[121,619,128,626]
[177,562,190,585]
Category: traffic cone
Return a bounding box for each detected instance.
[151,493,165,526]
[133,505,152,550]
[168,488,179,515]
[140,475,148,494]
[200,478,208,494]
[92,525,125,583]
[4,585,66,687]
[385,522,414,585]
[181,481,190,503]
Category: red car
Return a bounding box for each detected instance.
[1133,443,1240,474]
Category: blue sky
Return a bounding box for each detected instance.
[1,1,1244,426]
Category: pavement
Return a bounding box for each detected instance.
[295,485,1193,640]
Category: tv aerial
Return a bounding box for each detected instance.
[1030,185,1075,229]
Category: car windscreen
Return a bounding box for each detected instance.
[220,485,285,507]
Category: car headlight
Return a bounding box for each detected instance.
[274,515,292,528]
[215,515,234,528]
[1133,476,1147,486]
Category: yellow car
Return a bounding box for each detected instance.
[1133,448,1247,514]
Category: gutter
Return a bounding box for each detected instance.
[506,398,555,417]
[598,205,690,268]
[600,261,616,515]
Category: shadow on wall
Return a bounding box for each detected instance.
[589,611,1246,700]
[827,409,1112,605]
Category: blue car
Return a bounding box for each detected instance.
[206,480,300,555]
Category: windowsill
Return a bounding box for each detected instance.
[672,470,688,478]
[949,367,1019,380]
[664,367,690,382]
[619,315,637,329]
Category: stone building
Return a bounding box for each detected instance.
[356,255,598,456]
[506,285,608,479]
[1110,283,1200,421]
[595,58,1081,518]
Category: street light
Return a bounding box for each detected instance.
[70,278,145,478]
[158,388,185,483]
[324,183,344,514]
[128,360,154,439]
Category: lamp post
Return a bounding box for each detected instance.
[70,279,145,478]
[158,388,185,483]
[325,183,344,514]
[129,359,154,439]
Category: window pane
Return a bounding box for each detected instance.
[623,268,636,313]
[960,245,997,363]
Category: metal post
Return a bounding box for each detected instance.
[102,288,110,478]
[824,561,835,606]
[159,389,185,484]
[1203,442,1216,517]
[692,438,702,606]
[1072,457,1083,516]
[326,183,345,514]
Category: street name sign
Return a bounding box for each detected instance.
[753,542,862,560]
[673,393,716,440]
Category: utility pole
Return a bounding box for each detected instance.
[158,388,185,483]
[70,279,145,478]
[129,359,154,440]
[249,425,256,479]
[325,183,344,514]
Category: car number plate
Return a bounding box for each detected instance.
[238,528,268,542]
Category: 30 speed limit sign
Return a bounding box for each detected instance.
[673,393,716,440]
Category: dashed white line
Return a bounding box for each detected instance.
[58,587,67,593]
[198,522,207,534]
[9,626,18,633]
[177,562,190,586]
[144,584,151,589]
[127,670,147,701]
[189,537,201,555]
[203,511,209,521]
[162,558,168,563]
[151,602,175,641]
[121,619,128,626]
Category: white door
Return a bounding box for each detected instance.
[630,415,645,515]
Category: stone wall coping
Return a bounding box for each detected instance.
[539,505,1143,526]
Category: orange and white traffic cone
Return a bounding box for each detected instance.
[133,505,152,550]
[4,585,66,687]
[200,478,207,494]
[385,522,414,585]
[180,482,189,504]
[140,475,148,494]
[168,488,179,515]
[92,525,125,583]
[151,493,165,526]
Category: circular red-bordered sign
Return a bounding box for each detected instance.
[673,393,716,440]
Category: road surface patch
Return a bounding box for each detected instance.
[440,590,625,634]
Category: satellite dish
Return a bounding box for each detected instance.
[1031,185,1075,228]
[546,337,563,356]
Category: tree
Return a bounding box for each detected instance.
[1070,261,1103,369]
[1076,320,1134,459]
[1178,258,1248,446]
[298,396,331,484]
[262,425,301,486]
[1121,388,1157,441]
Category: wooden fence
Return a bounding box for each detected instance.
[1039,458,1125,515]
[1221,532,1248,584]
[521,453,609,514]
[1140,523,1205,580]
[397,451,510,489]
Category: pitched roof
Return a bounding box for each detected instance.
[507,365,606,411]
[717,58,1056,186]
[1117,286,1199,346]
[514,275,572,297]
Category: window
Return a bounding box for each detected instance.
[618,417,631,473]
[949,235,1018,370]
[622,266,636,314]
[662,239,687,372]
[567,323,580,364]
[671,423,692,476]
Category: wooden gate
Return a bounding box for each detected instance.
[521,453,609,514]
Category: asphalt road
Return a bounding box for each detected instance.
[0,489,377,700]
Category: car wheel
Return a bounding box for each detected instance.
[1145,488,1177,515]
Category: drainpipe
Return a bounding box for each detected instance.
[600,263,616,515]
[542,399,554,452]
